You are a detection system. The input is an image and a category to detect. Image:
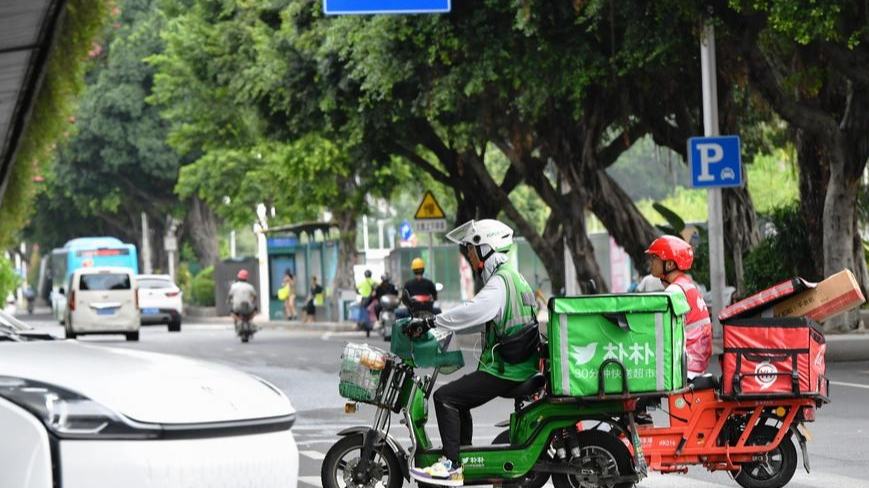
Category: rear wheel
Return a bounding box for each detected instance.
[493,431,551,488]
[734,425,797,488]
[551,430,635,488]
[168,319,181,332]
[65,318,76,339]
[321,434,403,488]
[126,332,139,342]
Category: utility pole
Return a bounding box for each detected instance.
[230,230,237,259]
[141,212,153,274]
[164,218,179,281]
[701,20,726,334]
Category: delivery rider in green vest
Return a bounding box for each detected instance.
[407,219,540,486]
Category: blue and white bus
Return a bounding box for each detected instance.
[48,237,139,324]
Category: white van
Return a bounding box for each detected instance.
[64,267,141,341]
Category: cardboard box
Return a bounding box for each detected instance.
[765,270,865,323]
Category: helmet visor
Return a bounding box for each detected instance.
[445,220,476,245]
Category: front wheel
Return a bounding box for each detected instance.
[551,430,635,488]
[321,434,403,488]
[734,425,798,488]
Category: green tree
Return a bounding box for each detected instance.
[0,0,108,247]
[28,0,221,269]
[709,0,869,329]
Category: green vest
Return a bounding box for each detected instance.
[478,265,540,382]
[357,278,376,297]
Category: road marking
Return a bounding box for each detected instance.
[300,450,326,460]
[298,476,323,488]
[792,470,869,487]
[831,380,869,390]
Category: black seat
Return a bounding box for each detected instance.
[502,373,546,399]
[689,374,720,391]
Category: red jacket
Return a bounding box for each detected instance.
[670,273,712,375]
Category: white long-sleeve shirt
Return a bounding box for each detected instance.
[433,253,509,334]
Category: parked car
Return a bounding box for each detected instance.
[0,311,299,488]
[137,274,183,332]
[64,267,140,341]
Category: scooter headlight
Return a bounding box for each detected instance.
[0,376,158,439]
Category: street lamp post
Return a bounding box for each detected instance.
[701,20,726,334]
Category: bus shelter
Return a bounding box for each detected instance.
[264,222,340,321]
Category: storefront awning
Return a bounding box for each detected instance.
[0,0,66,200]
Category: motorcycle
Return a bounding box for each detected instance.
[233,303,257,343]
[322,320,646,488]
[377,294,400,342]
[637,375,825,488]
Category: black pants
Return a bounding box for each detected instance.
[433,371,521,465]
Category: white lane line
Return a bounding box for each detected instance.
[830,380,869,390]
[791,470,869,487]
[298,476,323,488]
[300,450,326,460]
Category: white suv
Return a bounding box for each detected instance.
[65,267,140,341]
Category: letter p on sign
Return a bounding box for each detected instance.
[688,135,743,188]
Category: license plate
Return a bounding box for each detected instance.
[142,307,159,315]
[97,308,117,316]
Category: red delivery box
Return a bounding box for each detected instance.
[718,278,832,399]
[721,318,827,398]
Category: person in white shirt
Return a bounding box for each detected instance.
[227,269,257,316]
[407,219,539,487]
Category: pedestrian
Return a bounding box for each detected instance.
[356,270,377,333]
[304,275,324,324]
[282,270,296,320]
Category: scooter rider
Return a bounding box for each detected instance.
[403,257,438,301]
[645,235,712,378]
[228,269,258,319]
[406,219,539,486]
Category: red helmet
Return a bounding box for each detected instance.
[645,235,694,271]
[237,269,249,281]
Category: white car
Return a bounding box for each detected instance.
[137,274,183,332]
[0,311,299,488]
[65,267,140,341]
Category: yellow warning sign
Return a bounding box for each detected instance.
[414,191,446,220]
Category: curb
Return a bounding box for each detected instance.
[262,321,358,333]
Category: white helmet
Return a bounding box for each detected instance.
[446,219,514,257]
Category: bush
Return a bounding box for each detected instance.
[190,266,215,306]
[744,204,814,295]
[0,255,20,301]
[176,262,194,304]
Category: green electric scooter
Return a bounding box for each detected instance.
[321,320,647,488]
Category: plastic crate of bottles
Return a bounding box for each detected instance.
[338,343,387,403]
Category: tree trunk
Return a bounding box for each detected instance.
[723,186,761,296]
[462,151,566,295]
[562,188,608,293]
[589,170,659,272]
[796,130,829,281]
[184,196,220,267]
[822,159,860,331]
[331,207,358,321]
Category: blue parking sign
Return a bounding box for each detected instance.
[688,135,743,188]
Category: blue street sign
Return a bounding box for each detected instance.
[688,135,743,188]
[399,220,414,241]
[324,0,450,15]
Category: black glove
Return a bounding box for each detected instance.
[404,317,435,339]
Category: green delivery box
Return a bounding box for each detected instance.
[548,292,689,397]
